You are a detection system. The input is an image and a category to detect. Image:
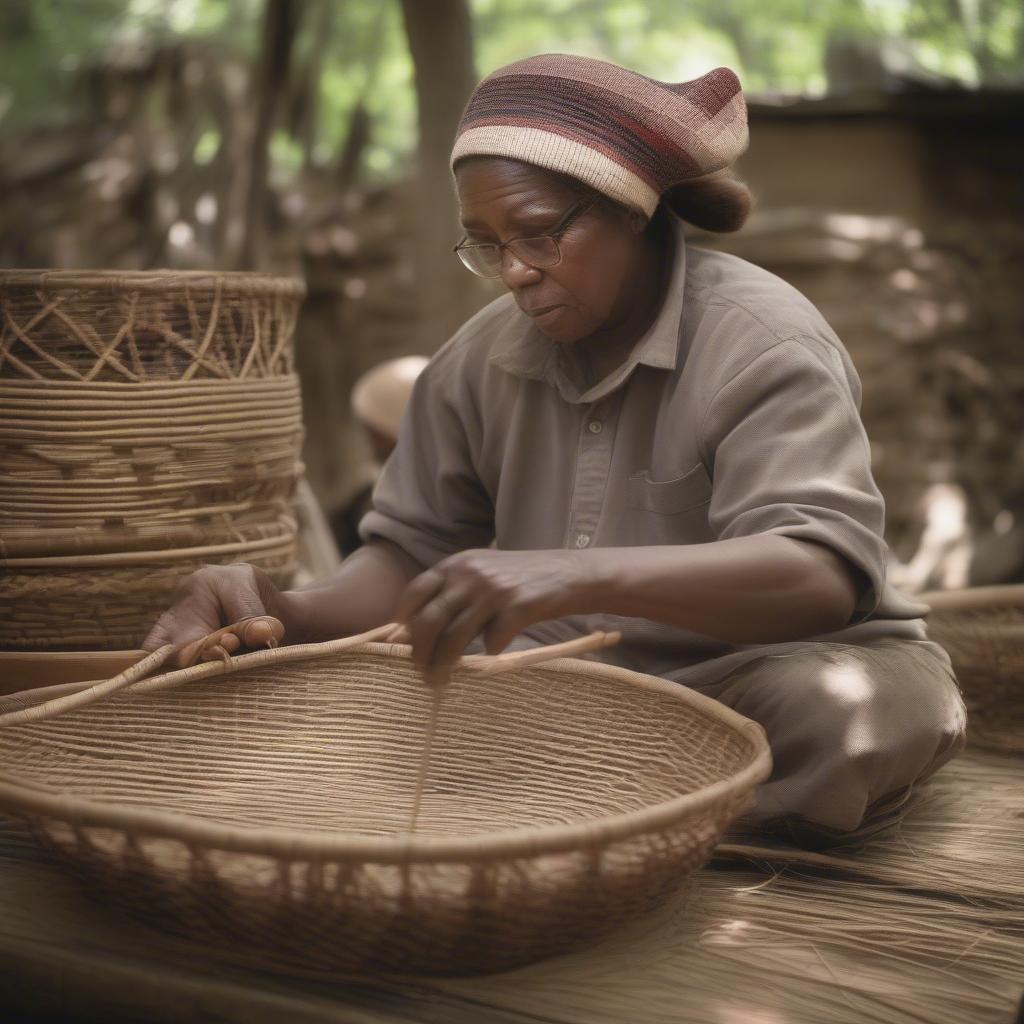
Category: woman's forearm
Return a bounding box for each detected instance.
[281,539,425,642]
[276,532,859,660]
[578,536,859,644]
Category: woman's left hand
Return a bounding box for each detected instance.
[394,548,592,685]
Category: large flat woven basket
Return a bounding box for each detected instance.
[0,631,771,976]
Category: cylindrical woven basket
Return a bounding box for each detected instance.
[922,584,1024,754]
[0,639,771,976]
[0,270,305,649]
[0,518,296,650]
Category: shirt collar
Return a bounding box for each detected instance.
[488,209,688,405]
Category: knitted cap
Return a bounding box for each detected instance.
[451,54,749,218]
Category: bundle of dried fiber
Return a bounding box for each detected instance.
[433,865,1022,1023]
[716,749,1024,906]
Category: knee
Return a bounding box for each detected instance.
[739,645,967,836]
[779,646,965,772]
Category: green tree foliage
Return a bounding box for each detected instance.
[0,0,260,127]
[2,0,1021,178]
[473,0,1024,93]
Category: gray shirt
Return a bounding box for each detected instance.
[359,210,932,681]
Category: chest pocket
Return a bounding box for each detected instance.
[628,461,713,514]
[624,461,715,544]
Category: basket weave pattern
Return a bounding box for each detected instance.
[0,378,302,543]
[923,585,1024,754]
[0,270,305,650]
[0,271,302,382]
[0,644,770,975]
[2,524,296,650]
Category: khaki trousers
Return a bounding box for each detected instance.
[682,637,968,846]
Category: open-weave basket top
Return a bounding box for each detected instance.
[0,268,305,382]
[0,643,769,863]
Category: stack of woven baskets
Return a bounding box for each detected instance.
[0,270,305,650]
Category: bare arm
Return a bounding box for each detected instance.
[395,535,862,681]
[283,539,424,642]
[577,536,861,644]
[144,538,423,650]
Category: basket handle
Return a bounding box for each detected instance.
[381,623,621,676]
[0,644,178,727]
[457,630,621,675]
[0,615,292,727]
[0,621,621,726]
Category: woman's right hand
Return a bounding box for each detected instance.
[142,563,297,653]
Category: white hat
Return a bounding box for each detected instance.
[350,356,429,438]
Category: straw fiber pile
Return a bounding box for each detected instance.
[0,269,305,649]
[0,641,770,977]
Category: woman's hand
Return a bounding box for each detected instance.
[142,564,300,654]
[394,548,593,685]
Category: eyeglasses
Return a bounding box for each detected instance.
[453,201,593,278]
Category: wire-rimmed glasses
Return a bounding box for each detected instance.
[453,201,593,278]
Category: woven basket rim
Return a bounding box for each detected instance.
[0,512,300,559]
[0,269,306,298]
[0,639,772,864]
[921,584,1024,613]
[1,519,296,569]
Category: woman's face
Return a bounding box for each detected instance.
[454,158,645,344]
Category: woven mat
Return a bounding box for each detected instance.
[1,748,1022,1024]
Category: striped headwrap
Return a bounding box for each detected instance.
[451,54,749,218]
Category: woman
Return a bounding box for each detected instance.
[147,55,966,846]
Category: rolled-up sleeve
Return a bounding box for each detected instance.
[699,337,887,624]
[357,358,494,569]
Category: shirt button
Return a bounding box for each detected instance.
[587,420,602,434]
[575,533,591,548]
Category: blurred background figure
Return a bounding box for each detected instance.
[333,355,428,556]
[351,355,429,464]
